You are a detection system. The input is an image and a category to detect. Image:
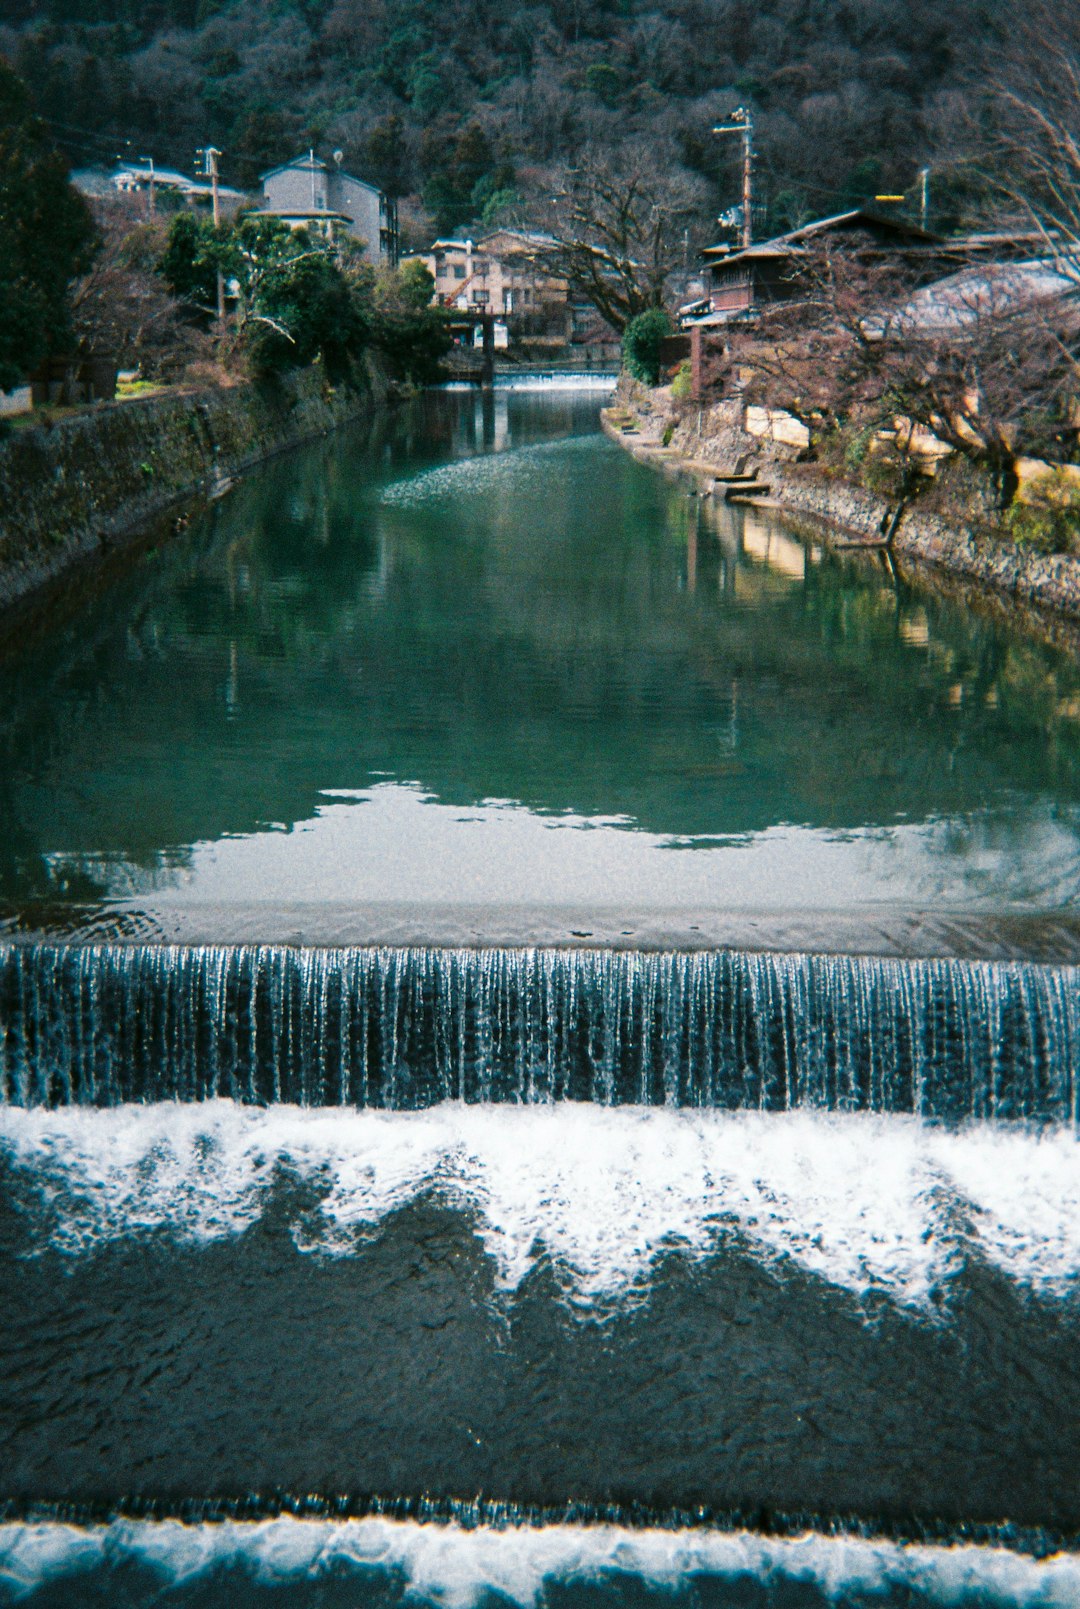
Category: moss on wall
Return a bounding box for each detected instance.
[0,371,378,615]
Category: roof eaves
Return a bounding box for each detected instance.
[249,206,352,223]
[259,155,329,182]
[334,171,382,197]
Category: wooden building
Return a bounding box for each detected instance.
[696,207,942,324]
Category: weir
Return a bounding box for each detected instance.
[1,943,1077,1121]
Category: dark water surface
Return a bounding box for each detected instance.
[2,394,1080,1607]
[2,390,1080,936]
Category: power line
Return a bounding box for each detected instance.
[38,114,133,151]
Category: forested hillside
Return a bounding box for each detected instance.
[2,0,1005,241]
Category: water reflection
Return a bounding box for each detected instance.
[1,390,1080,915]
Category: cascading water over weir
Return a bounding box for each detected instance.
[3,943,1078,1122]
[4,935,1080,1609]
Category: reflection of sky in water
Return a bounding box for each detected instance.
[4,390,1080,916]
[45,782,1080,910]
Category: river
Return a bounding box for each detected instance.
[0,391,1078,1607]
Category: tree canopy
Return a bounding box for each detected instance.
[0,0,1021,249]
[161,212,374,379]
[160,210,450,385]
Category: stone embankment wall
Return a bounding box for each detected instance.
[768,466,1080,621]
[605,381,1080,624]
[0,372,376,616]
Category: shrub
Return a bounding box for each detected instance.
[371,264,452,386]
[1005,474,1080,555]
[671,360,692,400]
[843,424,876,474]
[622,308,672,386]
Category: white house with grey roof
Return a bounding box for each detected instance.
[257,153,398,264]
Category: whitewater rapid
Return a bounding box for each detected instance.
[0,1516,1076,1607]
[3,1101,1079,1309]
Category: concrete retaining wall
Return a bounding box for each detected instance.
[771,465,1080,620]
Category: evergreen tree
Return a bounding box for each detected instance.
[0,57,96,390]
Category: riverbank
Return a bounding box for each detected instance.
[0,369,381,620]
[603,386,1080,624]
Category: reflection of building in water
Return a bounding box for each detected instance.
[721,679,739,756]
[740,512,808,580]
[899,609,930,647]
[493,392,509,451]
[473,389,511,451]
[690,491,740,596]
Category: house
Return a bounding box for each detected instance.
[418,234,566,316]
[866,258,1080,340]
[943,228,1065,263]
[71,164,247,215]
[411,239,478,304]
[693,207,942,325]
[477,230,569,318]
[416,234,568,324]
[256,154,399,264]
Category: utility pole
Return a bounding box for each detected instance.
[197,146,227,322]
[714,106,754,249]
[205,146,222,227]
[919,167,930,233]
[138,155,155,219]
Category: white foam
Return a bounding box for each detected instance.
[379,435,607,507]
[3,1103,1079,1308]
[491,372,617,390]
[0,1517,1076,1606]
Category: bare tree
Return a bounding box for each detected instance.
[868,265,1080,497]
[725,240,922,431]
[71,202,210,378]
[987,0,1080,266]
[528,149,707,331]
[726,239,1080,503]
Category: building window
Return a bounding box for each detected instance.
[472,289,487,304]
[453,265,466,279]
